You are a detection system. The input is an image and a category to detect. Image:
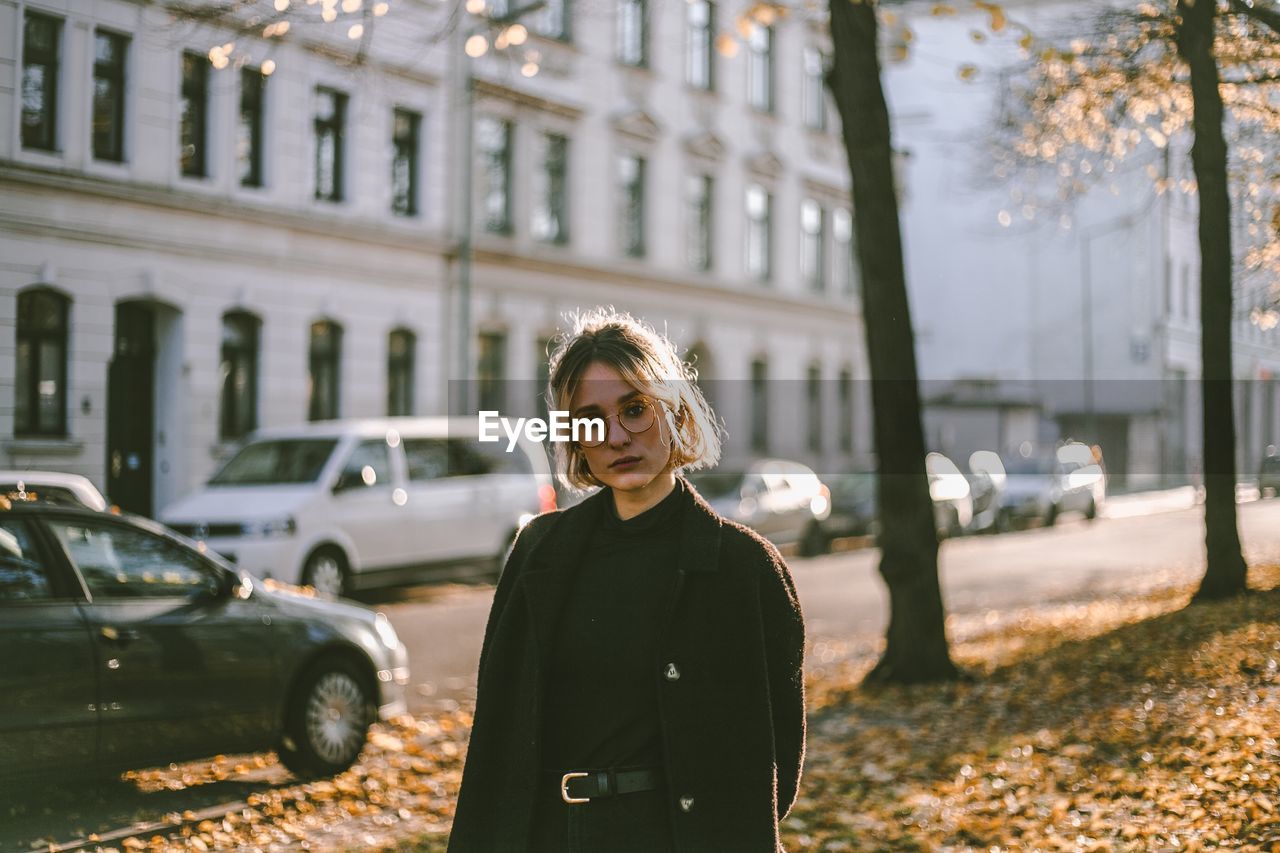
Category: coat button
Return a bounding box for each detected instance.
[679,796,695,812]
[664,662,681,681]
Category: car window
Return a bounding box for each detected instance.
[404,438,450,482]
[210,439,338,485]
[448,439,498,477]
[473,439,534,475]
[49,520,214,599]
[0,518,54,602]
[0,483,92,509]
[338,439,392,490]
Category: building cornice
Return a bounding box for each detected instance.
[471,79,584,120]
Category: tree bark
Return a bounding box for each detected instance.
[827,0,958,683]
[1176,0,1249,601]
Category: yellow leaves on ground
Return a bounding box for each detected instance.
[789,564,1280,852]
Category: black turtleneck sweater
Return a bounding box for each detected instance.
[540,479,686,772]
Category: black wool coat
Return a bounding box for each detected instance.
[447,478,806,853]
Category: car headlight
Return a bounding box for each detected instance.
[241,517,297,538]
[374,612,400,651]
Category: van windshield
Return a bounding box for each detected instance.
[210,439,338,485]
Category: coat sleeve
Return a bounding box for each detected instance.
[759,546,806,818]
[475,512,555,683]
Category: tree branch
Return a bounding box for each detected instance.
[1229,0,1280,35]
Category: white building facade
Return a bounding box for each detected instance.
[1,0,871,515]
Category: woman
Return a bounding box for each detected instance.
[448,308,805,853]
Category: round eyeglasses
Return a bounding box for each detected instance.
[577,397,658,448]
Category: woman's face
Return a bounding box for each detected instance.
[569,360,675,495]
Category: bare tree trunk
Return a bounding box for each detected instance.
[1176,0,1249,601]
[827,0,957,683]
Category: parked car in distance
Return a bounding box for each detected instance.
[965,450,1007,534]
[997,442,1105,529]
[0,500,408,785]
[1260,446,1280,497]
[927,452,973,538]
[689,460,831,556]
[817,470,880,543]
[162,418,557,597]
[0,470,110,512]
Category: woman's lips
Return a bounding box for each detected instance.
[611,456,641,468]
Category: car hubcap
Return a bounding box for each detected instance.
[305,672,366,765]
[308,556,343,596]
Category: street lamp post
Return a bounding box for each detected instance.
[452,1,543,417]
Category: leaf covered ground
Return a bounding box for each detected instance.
[10,565,1280,852]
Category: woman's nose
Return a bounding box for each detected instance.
[607,414,631,447]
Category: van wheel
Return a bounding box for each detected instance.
[1085,497,1098,521]
[798,522,829,557]
[303,547,348,597]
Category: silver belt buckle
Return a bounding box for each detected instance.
[561,771,591,804]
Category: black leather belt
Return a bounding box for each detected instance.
[549,767,663,804]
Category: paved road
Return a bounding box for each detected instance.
[379,497,1280,713]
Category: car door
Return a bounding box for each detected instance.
[401,437,483,563]
[329,437,409,572]
[44,515,277,770]
[0,513,99,781]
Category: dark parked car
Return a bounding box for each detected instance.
[1260,448,1280,497]
[689,460,831,556]
[0,500,408,786]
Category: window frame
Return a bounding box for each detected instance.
[238,66,266,188]
[745,183,772,282]
[617,0,649,68]
[750,357,769,453]
[180,50,209,178]
[536,0,573,42]
[477,115,514,235]
[22,11,63,152]
[833,206,856,296]
[533,131,570,245]
[48,516,223,602]
[308,320,343,422]
[14,287,70,438]
[747,23,775,114]
[619,153,647,258]
[801,198,827,293]
[686,0,715,91]
[838,367,853,452]
[686,172,714,272]
[802,46,828,132]
[387,327,416,417]
[477,330,507,414]
[391,107,421,217]
[92,29,129,163]
[807,363,822,453]
[314,87,348,202]
[219,310,260,443]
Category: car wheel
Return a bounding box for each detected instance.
[278,657,374,778]
[995,509,1013,534]
[799,522,828,557]
[303,547,348,597]
[1085,497,1098,521]
[1045,504,1059,527]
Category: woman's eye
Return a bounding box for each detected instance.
[625,403,646,417]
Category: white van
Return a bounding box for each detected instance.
[161,418,556,596]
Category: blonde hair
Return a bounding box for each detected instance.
[547,307,723,490]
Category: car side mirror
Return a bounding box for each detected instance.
[332,471,360,494]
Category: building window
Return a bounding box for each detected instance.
[387,328,416,416]
[802,198,826,292]
[839,367,853,452]
[219,311,260,442]
[750,357,769,453]
[180,51,208,177]
[833,207,856,296]
[803,47,828,131]
[93,30,128,162]
[747,24,774,113]
[746,183,772,281]
[14,289,70,437]
[238,67,266,187]
[314,88,347,202]
[807,363,822,453]
[619,154,646,258]
[22,12,61,152]
[532,132,569,244]
[308,320,342,422]
[618,0,648,67]
[687,0,715,91]
[537,0,572,41]
[686,173,714,271]
[477,116,513,234]
[477,331,507,414]
[392,108,421,216]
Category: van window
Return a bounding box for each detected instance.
[337,440,392,490]
[211,439,338,485]
[473,440,534,475]
[449,439,497,477]
[404,438,449,482]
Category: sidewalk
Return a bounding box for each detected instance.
[1101,481,1262,519]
